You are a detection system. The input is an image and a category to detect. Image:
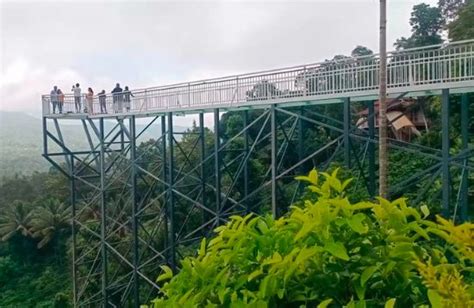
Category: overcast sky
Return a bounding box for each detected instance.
[1,0,437,123]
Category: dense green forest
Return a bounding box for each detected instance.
[1,1,473,306]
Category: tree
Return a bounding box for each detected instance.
[395,3,444,50]
[351,45,374,57]
[379,0,388,198]
[438,0,469,23]
[30,199,71,248]
[0,201,33,241]
[448,0,474,40]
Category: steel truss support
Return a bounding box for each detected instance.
[41,89,473,307]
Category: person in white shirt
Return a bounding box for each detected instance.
[72,83,82,113]
[50,86,59,114]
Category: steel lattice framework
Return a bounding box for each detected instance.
[42,40,474,307]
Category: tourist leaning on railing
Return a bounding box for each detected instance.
[50,86,59,114]
[57,89,64,114]
[112,83,123,113]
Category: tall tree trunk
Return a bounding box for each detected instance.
[379,0,388,197]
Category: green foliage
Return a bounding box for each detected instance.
[395,3,444,50]
[448,0,474,40]
[149,170,473,307]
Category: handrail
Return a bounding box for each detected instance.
[41,39,474,117]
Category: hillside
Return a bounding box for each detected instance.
[0,112,187,179]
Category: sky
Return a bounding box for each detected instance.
[0,0,437,125]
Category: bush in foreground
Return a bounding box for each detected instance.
[149,169,473,307]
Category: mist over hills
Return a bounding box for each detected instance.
[0,111,188,178]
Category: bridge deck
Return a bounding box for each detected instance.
[42,40,474,119]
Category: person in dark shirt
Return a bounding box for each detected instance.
[98,90,107,113]
[111,83,123,113]
[123,86,134,112]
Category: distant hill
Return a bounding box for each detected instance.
[0,111,188,179]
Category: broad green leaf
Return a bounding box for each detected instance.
[308,169,318,185]
[360,265,379,286]
[198,238,206,257]
[427,290,443,308]
[324,241,350,261]
[317,299,333,308]
[156,265,173,282]
[248,268,263,281]
[420,204,430,218]
[347,213,368,234]
[384,298,396,308]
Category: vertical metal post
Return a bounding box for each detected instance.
[441,89,450,217]
[367,101,376,197]
[298,107,304,174]
[271,105,278,218]
[42,117,48,155]
[167,112,176,271]
[99,117,108,306]
[120,119,125,152]
[460,93,469,221]
[214,109,221,225]
[129,115,139,306]
[70,155,78,306]
[243,110,250,213]
[199,113,207,225]
[343,97,351,168]
[161,116,168,251]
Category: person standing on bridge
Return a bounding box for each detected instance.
[123,86,134,112]
[98,90,107,114]
[111,83,123,113]
[50,86,59,114]
[85,88,94,115]
[72,83,82,113]
[57,88,64,114]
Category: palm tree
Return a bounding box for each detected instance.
[379,0,388,197]
[0,200,33,241]
[30,198,71,248]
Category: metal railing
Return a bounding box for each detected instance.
[42,40,474,117]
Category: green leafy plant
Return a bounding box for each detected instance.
[148,169,473,307]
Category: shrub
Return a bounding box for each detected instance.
[149,169,473,307]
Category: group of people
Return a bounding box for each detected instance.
[49,83,134,115]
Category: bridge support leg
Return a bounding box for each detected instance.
[441,89,450,217]
[129,115,140,306]
[199,113,207,227]
[367,101,376,197]
[271,104,278,218]
[167,112,176,271]
[460,93,469,222]
[298,107,304,174]
[99,118,109,306]
[243,110,250,214]
[214,109,221,225]
[70,155,78,306]
[344,98,351,168]
[161,116,168,256]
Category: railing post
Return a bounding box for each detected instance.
[303,66,307,96]
[188,83,191,107]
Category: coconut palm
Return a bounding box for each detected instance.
[30,198,71,248]
[0,200,33,241]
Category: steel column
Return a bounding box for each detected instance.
[99,118,108,306]
[167,112,176,271]
[129,116,140,306]
[243,110,250,213]
[199,113,207,225]
[460,93,469,221]
[70,155,78,306]
[367,101,376,197]
[214,109,221,224]
[298,107,304,174]
[441,89,450,217]
[343,97,351,168]
[271,104,278,218]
